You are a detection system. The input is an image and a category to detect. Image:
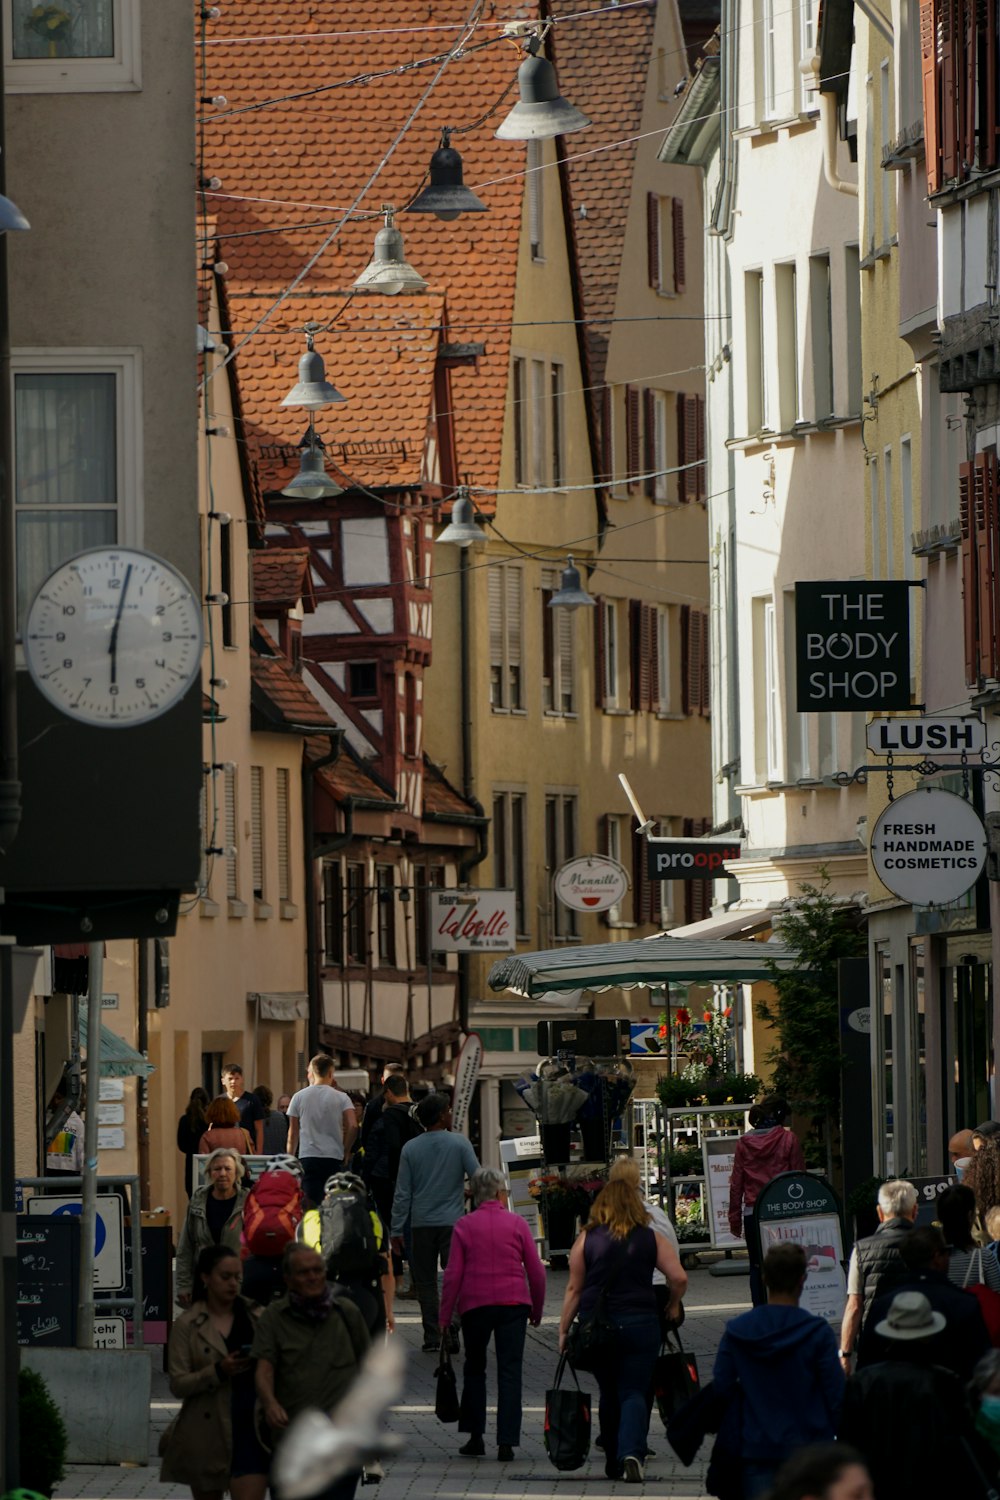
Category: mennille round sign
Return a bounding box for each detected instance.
[554,855,629,912]
[870,787,987,906]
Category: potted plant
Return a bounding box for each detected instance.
[19,1366,67,1497]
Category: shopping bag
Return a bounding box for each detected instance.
[434,1343,461,1424]
[654,1327,700,1428]
[544,1353,592,1471]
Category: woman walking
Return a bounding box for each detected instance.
[160,1244,269,1500]
[439,1166,546,1462]
[559,1176,687,1483]
[198,1095,254,1157]
[175,1148,249,1306]
[938,1183,1000,1291]
[729,1097,806,1305]
[177,1088,209,1199]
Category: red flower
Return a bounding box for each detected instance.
[675,1007,691,1026]
[724,1006,732,1019]
[703,1011,713,1024]
[658,1024,668,1038]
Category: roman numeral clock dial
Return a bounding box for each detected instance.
[23,547,203,727]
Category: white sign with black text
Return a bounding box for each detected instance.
[866,715,986,756]
[870,787,988,906]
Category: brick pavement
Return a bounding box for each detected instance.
[53,1263,749,1500]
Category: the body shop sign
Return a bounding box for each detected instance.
[554,855,630,912]
[429,890,515,953]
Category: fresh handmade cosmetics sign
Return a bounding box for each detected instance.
[870,787,987,906]
[795,581,912,711]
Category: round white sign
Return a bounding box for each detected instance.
[870,787,987,906]
[554,855,630,912]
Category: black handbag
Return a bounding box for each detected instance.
[434,1342,461,1424]
[654,1326,700,1428]
[566,1242,627,1373]
[544,1353,592,1471]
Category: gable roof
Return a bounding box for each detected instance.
[251,625,338,732]
[252,546,315,610]
[201,1,529,509]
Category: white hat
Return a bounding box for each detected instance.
[874,1290,947,1341]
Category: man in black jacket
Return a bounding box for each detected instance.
[838,1179,918,1372]
[858,1225,991,1378]
[366,1074,422,1276]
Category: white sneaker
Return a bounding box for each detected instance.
[623,1456,645,1484]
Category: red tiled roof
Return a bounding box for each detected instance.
[306,736,398,807]
[252,626,337,731]
[252,547,315,609]
[422,759,478,819]
[201,2,530,509]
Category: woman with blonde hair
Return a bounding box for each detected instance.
[558,1174,687,1483]
[608,1156,684,1336]
[175,1148,248,1306]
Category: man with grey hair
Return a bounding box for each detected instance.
[838,1178,918,1372]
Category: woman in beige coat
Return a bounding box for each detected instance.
[160,1244,269,1499]
[175,1148,248,1306]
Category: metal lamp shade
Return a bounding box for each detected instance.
[407,144,487,221]
[495,50,591,140]
[438,493,487,547]
[280,347,347,409]
[548,556,596,608]
[280,442,342,500]
[0,194,29,232]
[353,218,427,296]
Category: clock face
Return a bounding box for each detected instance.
[24,546,203,727]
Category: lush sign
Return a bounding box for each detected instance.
[796,581,911,711]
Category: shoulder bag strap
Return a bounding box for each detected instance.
[553,1352,582,1390]
[962,1247,983,1289]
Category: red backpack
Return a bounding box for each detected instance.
[241,1166,304,1258]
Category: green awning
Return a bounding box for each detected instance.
[79,1001,155,1079]
[486,934,799,1000]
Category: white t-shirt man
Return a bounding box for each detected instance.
[287,1080,354,1160]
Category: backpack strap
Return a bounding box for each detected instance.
[331,1295,371,1363]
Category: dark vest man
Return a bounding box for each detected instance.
[838,1178,918,1372]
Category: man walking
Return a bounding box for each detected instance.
[838,1179,918,1371]
[367,1073,422,1264]
[253,1242,371,1500]
[390,1092,478,1352]
[222,1062,265,1153]
[858,1224,990,1378]
[712,1242,843,1499]
[287,1054,358,1208]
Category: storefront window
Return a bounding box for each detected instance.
[910,941,927,1175]
[877,945,894,1174]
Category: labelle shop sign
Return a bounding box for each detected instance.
[554,855,630,912]
[646,837,742,881]
[870,787,988,906]
[429,889,516,953]
[796,581,912,711]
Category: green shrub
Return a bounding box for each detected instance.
[19,1366,67,1497]
[656,1072,761,1109]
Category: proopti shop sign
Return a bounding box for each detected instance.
[429,890,515,953]
[795,581,911,711]
[754,1171,847,1327]
[870,787,987,906]
[646,837,741,881]
[554,855,629,912]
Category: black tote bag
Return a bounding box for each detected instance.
[434,1343,461,1424]
[544,1353,592,1471]
[654,1326,700,1428]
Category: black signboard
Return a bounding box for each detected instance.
[796,581,911,711]
[96,1223,173,1344]
[17,1213,80,1346]
[646,838,741,881]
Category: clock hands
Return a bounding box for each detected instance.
[108,562,133,688]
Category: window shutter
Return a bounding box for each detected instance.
[643,388,656,497]
[629,600,642,710]
[558,600,574,711]
[683,396,700,502]
[676,394,688,501]
[680,604,691,714]
[488,567,503,671]
[940,0,959,179]
[276,767,290,902]
[649,604,661,711]
[974,449,998,680]
[594,596,606,707]
[920,0,942,191]
[682,608,710,715]
[224,767,238,899]
[600,385,614,485]
[632,823,651,924]
[983,0,998,171]
[987,449,1000,674]
[647,193,661,289]
[698,608,710,714]
[626,386,640,490]
[672,197,686,294]
[506,565,522,672]
[695,395,706,501]
[960,460,979,685]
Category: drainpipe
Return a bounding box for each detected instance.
[803,56,859,198]
[456,550,489,1034]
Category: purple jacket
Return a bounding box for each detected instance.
[439,1200,546,1326]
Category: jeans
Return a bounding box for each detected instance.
[371,1179,404,1276]
[410,1223,456,1341]
[744,1461,777,1498]
[459,1304,529,1445]
[595,1314,660,1466]
[301,1155,343,1209]
[744,1213,764,1307]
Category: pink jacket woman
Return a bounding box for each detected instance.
[440,1195,546,1325]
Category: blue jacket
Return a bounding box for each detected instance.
[712,1304,844,1463]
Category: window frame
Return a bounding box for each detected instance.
[488,562,524,712]
[545,790,578,939]
[5,0,141,92]
[493,789,528,937]
[542,567,576,716]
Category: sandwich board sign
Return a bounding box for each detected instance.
[753,1171,847,1327]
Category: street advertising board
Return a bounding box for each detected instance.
[910,1174,957,1229]
[451,1031,482,1136]
[646,837,741,881]
[702,1136,744,1249]
[429,889,515,952]
[499,1135,543,1240]
[754,1172,847,1327]
[26,1192,124,1291]
[554,855,630,913]
[16,1213,79,1346]
[869,786,987,906]
[795,581,911,711]
[866,715,986,756]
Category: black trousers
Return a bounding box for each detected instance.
[459,1304,529,1445]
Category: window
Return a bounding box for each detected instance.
[763,600,781,781]
[276,767,292,904]
[542,569,576,713]
[625,387,640,490]
[545,792,578,937]
[376,864,396,966]
[652,392,669,500]
[198,780,210,899]
[870,455,882,576]
[647,194,685,293]
[775,262,800,430]
[346,862,368,963]
[512,356,527,486]
[808,255,833,419]
[551,363,564,487]
[13,353,141,629]
[681,605,710,715]
[220,519,235,649]
[761,0,777,118]
[488,563,523,710]
[224,766,238,901]
[527,139,544,259]
[7,0,140,91]
[413,864,445,967]
[883,447,894,578]
[745,270,766,433]
[865,74,876,254]
[919,0,999,191]
[493,791,527,935]
[656,606,672,710]
[322,862,344,964]
[404,672,418,757]
[959,448,1000,686]
[783,591,810,779]
[677,393,706,501]
[531,360,547,488]
[799,0,817,62]
[900,437,914,577]
[250,765,264,901]
[603,813,625,922]
[348,661,378,700]
[629,601,660,711]
[632,816,661,927]
[880,60,892,245]
[595,598,620,707]
[844,245,862,415]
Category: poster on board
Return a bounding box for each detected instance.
[702,1136,743,1249]
[754,1172,847,1327]
[499,1135,543,1240]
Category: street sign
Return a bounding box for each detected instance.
[866,715,986,755]
[870,786,987,906]
[754,1171,847,1326]
[26,1193,125,1290]
[629,1022,667,1055]
[554,855,629,912]
[451,1032,482,1135]
[429,890,515,952]
[796,581,911,711]
[92,1315,126,1349]
[646,837,741,880]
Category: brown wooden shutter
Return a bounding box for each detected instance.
[626,386,640,490]
[643,388,656,497]
[984,0,998,170]
[600,385,613,485]
[959,460,979,685]
[632,822,651,924]
[975,448,999,680]
[987,449,1000,675]
[647,193,661,290]
[921,0,942,191]
[672,197,686,294]
[941,0,960,179]
[681,604,691,713]
[684,397,701,501]
[695,395,707,501]
[594,597,606,707]
[676,394,688,501]
[629,601,653,710]
[648,605,660,711]
[683,608,709,714]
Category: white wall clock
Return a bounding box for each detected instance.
[23,546,203,727]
